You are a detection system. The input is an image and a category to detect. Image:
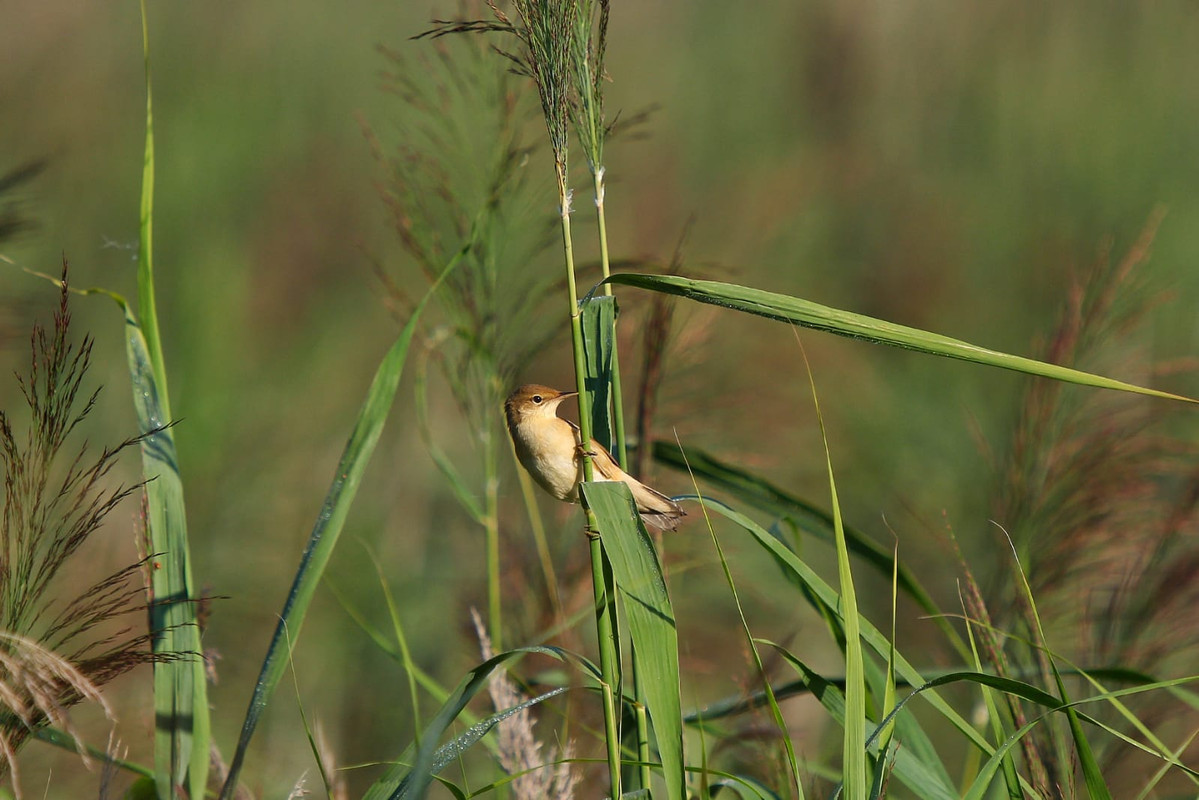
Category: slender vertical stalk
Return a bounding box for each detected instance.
[589,531,623,798]
[634,684,652,790]
[512,448,564,620]
[483,409,502,651]
[577,11,644,787]
[137,0,166,406]
[592,169,629,468]
[561,204,593,453]
[558,166,622,800]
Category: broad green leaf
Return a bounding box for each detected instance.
[125,306,206,799]
[218,242,470,800]
[581,294,617,453]
[601,274,1197,404]
[583,481,685,800]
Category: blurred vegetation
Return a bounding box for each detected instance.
[2,0,1198,797]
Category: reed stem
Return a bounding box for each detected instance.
[593,169,628,468]
[558,168,623,800]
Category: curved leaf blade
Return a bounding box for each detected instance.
[601,274,1196,404]
[125,307,207,798]
[583,481,685,800]
[218,244,470,800]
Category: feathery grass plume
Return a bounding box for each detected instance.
[471,609,577,800]
[0,262,167,790]
[371,17,563,647]
[567,0,607,176]
[989,211,1199,786]
[421,1,577,198]
[371,24,560,414]
[507,0,577,200]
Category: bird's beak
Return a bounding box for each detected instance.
[559,390,578,399]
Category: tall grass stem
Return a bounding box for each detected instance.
[588,530,623,799]
[484,412,502,651]
[592,171,628,468]
[558,187,623,797]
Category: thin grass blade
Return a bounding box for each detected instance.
[601,274,1197,404]
[958,675,1199,800]
[135,3,209,795]
[217,243,470,800]
[1006,542,1113,800]
[414,353,485,524]
[867,740,898,800]
[799,348,867,800]
[759,641,957,800]
[582,481,685,800]
[692,495,1038,794]
[34,727,154,780]
[689,500,804,797]
[651,441,957,650]
[137,0,166,396]
[878,544,899,757]
[962,611,1022,798]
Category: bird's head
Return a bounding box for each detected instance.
[504,384,578,427]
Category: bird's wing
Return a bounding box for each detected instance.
[566,421,685,529]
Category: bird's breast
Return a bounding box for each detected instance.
[512,417,582,501]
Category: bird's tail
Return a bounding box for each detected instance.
[632,483,686,532]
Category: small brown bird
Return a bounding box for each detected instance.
[504,384,685,531]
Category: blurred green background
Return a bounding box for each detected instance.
[3,0,1198,796]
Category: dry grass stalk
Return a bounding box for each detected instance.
[471,608,576,800]
[0,630,109,797]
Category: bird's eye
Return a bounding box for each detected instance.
[532,395,543,404]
